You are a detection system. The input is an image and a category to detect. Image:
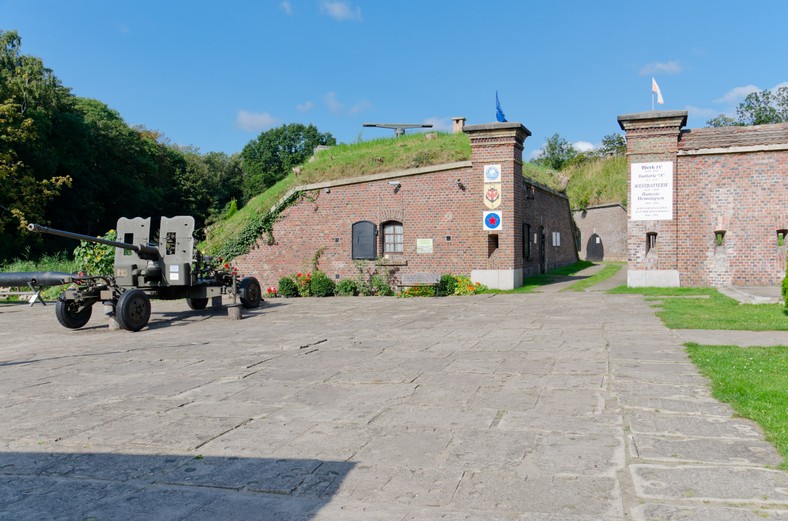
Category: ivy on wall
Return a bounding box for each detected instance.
[218,190,305,260]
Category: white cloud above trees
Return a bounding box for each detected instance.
[236,110,278,132]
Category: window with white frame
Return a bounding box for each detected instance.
[552,231,561,247]
[382,221,403,254]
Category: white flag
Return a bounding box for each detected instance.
[652,77,664,105]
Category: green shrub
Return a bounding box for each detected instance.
[225,199,238,219]
[278,276,299,297]
[783,258,788,314]
[371,273,393,296]
[438,273,457,296]
[310,271,336,297]
[336,279,357,296]
[73,229,116,275]
[453,275,486,295]
[294,272,312,296]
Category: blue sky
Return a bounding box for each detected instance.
[2,1,786,160]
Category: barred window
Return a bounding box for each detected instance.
[382,221,403,254]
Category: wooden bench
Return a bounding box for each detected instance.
[399,272,441,296]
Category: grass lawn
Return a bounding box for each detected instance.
[686,343,788,469]
[562,262,623,292]
[485,261,595,294]
[609,285,788,331]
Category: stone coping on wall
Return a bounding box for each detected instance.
[678,122,788,151]
[617,110,688,129]
[269,161,473,212]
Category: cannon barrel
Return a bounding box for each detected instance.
[27,223,160,260]
[0,271,73,287]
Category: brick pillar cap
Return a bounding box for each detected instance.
[463,121,532,138]
[617,110,688,130]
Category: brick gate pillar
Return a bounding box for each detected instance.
[463,122,531,289]
[618,110,687,287]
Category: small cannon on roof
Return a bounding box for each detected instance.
[26,216,261,331]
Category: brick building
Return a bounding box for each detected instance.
[618,111,788,287]
[233,122,578,290]
[573,204,628,262]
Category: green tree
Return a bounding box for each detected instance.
[707,86,788,127]
[0,30,72,259]
[599,133,626,156]
[532,133,577,170]
[240,123,335,201]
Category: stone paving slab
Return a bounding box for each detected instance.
[1,289,786,520]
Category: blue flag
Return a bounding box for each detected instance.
[496,91,507,122]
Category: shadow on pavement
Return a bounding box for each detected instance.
[0,452,354,520]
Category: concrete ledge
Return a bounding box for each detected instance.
[627,269,680,287]
[471,269,522,290]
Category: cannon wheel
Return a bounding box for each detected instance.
[187,298,209,310]
[55,296,93,329]
[116,289,151,332]
[239,277,262,309]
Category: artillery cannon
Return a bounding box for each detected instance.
[27,216,262,331]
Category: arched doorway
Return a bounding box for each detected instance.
[586,233,604,261]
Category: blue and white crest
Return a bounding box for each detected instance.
[484,164,501,182]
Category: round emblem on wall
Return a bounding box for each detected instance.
[484,164,501,182]
[483,211,502,230]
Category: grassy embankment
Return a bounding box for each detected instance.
[564,154,627,209]
[200,132,472,257]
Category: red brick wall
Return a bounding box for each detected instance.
[677,151,788,286]
[619,112,685,272]
[232,124,577,290]
[524,182,578,276]
[234,164,479,289]
[619,112,788,286]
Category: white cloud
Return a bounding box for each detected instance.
[573,141,595,153]
[236,110,278,132]
[714,84,760,104]
[297,100,314,112]
[771,81,788,91]
[349,100,373,115]
[280,1,293,15]
[685,105,720,120]
[324,91,343,113]
[117,23,130,35]
[423,117,452,132]
[321,1,362,21]
[640,61,682,76]
[529,146,543,161]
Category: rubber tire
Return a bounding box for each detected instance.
[187,298,209,310]
[239,277,262,309]
[116,289,151,332]
[55,297,93,329]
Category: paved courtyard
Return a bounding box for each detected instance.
[0,283,786,520]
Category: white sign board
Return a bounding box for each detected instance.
[416,238,433,254]
[630,161,673,221]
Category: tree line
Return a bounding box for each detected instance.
[0,29,334,262]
